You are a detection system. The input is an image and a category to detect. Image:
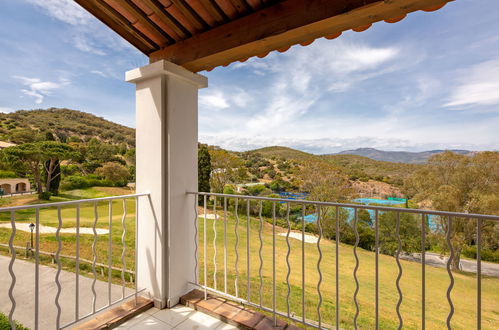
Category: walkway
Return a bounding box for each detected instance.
[0,255,133,329]
[402,252,499,277]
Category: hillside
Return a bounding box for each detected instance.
[335,147,473,163]
[247,146,316,161]
[246,146,416,185]
[0,108,134,146]
[320,154,420,185]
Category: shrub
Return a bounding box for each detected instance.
[462,245,499,263]
[0,312,28,330]
[38,192,52,200]
[60,175,113,190]
[0,170,17,178]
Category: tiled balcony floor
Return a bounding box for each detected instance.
[115,304,237,330]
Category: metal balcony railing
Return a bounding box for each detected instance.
[0,193,150,330]
[190,192,499,330]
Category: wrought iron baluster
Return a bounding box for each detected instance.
[224,197,228,293]
[108,200,113,306]
[375,209,379,330]
[272,202,277,327]
[35,208,40,330]
[477,218,482,330]
[213,197,218,290]
[121,199,127,299]
[422,214,426,330]
[91,203,98,313]
[56,206,63,327]
[8,210,17,330]
[258,200,264,307]
[286,202,291,318]
[316,205,323,329]
[336,206,340,330]
[446,217,455,330]
[234,198,239,297]
[395,212,403,330]
[301,203,306,323]
[75,204,80,321]
[203,195,207,299]
[353,208,360,330]
[194,194,199,284]
[247,199,251,302]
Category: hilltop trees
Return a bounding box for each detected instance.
[406,151,499,268]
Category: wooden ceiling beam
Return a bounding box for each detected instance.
[140,0,192,39]
[229,0,253,14]
[149,0,453,72]
[75,0,158,53]
[120,0,176,45]
[170,0,210,31]
[197,0,229,25]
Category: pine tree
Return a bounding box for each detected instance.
[198,143,211,193]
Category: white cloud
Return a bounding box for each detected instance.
[444,59,499,108]
[73,35,106,56]
[199,90,230,110]
[25,0,91,25]
[14,75,70,104]
[91,70,108,78]
[0,107,15,113]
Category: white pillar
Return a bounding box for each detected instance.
[126,60,207,308]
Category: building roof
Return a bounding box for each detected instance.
[75,0,454,72]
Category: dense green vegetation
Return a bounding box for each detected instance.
[0,109,135,198]
[0,312,28,330]
[0,108,134,145]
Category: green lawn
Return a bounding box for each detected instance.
[0,189,497,329]
[197,206,498,330]
[0,187,138,283]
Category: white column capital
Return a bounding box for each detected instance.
[126,60,208,88]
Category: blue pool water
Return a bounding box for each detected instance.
[353,198,404,206]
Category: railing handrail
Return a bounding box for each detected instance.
[188,191,499,221]
[0,193,150,212]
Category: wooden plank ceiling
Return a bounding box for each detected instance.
[74,0,454,72]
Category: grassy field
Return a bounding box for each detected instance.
[0,189,497,329]
[0,187,138,283]
[197,203,498,330]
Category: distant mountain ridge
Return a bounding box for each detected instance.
[334,148,474,164]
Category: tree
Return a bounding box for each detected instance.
[39,142,77,194]
[209,148,243,193]
[406,151,499,269]
[95,162,130,186]
[44,159,61,195]
[1,141,76,195]
[198,144,211,192]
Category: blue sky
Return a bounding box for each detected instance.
[0,0,498,154]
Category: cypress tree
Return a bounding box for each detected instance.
[198,143,211,193]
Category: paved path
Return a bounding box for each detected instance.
[401,252,499,277]
[0,255,133,329]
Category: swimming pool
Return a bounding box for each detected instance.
[353,198,405,206]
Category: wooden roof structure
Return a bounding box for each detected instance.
[75,0,454,72]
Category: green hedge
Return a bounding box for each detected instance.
[462,245,499,263]
[60,175,113,191]
[0,312,28,330]
[0,170,17,178]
